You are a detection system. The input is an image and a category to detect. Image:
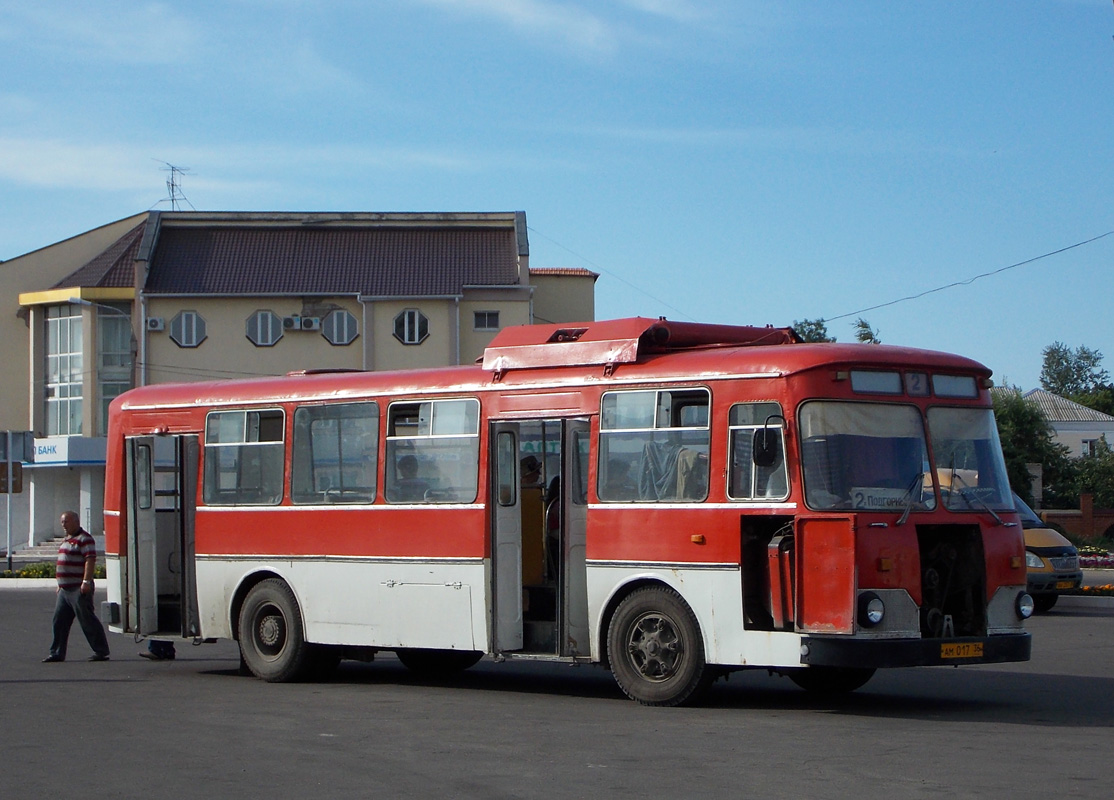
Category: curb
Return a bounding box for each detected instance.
[0,579,58,589]
[1057,594,1114,609]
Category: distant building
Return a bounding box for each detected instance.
[3,211,596,549]
[1019,388,1114,457]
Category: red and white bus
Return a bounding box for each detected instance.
[102,317,1032,705]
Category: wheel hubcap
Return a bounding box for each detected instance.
[255,604,286,658]
[626,612,683,682]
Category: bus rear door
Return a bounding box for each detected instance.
[125,435,200,639]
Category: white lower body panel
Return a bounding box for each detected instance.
[195,555,489,651]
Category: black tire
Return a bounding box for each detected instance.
[1032,594,1059,614]
[238,578,311,682]
[308,645,342,680]
[396,648,483,677]
[786,666,875,694]
[606,586,711,707]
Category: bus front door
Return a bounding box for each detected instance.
[125,435,200,639]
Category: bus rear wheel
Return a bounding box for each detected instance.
[238,578,310,682]
[786,666,875,694]
[607,586,711,706]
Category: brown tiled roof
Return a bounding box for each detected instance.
[529,267,599,278]
[51,222,145,289]
[144,226,521,296]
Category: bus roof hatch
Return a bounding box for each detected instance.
[481,317,799,373]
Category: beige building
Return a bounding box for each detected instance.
[4,211,596,551]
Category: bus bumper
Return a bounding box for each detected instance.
[800,632,1031,668]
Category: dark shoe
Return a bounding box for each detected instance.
[139,650,173,661]
[88,654,110,662]
[42,654,64,663]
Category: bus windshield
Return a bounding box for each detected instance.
[799,401,934,512]
[927,407,1012,511]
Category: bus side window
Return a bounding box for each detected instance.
[385,398,480,504]
[727,402,787,501]
[203,409,285,506]
[599,389,710,502]
[291,402,379,504]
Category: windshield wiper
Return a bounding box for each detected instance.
[896,472,925,526]
[950,471,1010,526]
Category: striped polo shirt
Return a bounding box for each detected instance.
[56,529,96,590]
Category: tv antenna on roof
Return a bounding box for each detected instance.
[154,160,195,210]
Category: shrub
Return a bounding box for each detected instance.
[17,562,56,579]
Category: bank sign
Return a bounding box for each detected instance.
[32,436,108,466]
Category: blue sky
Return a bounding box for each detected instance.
[2,1,1112,390]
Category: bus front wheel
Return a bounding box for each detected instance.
[238,578,310,682]
[786,666,875,694]
[607,586,711,706]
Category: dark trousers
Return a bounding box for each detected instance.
[49,588,110,660]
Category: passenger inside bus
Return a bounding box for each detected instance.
[603,458,637,500]
[391,454,429,502]
[636,440,707,501]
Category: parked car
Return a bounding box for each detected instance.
[1015,493,1083,613]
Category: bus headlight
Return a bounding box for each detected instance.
[1016,592,1035,619]
[1025,551,1044,569]
[858,592,885,627]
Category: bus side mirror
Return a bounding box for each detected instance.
[753,428,779,468]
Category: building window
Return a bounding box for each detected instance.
[393,309,429,345]
[323,309,359,346]
[170,311,207,348]
[246,310,283,347]
[98,304,133,435]
[45,303,83,436]
[474,310,499,331]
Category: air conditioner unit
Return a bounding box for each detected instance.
[282,316,300,330]
[147,317,165,332]
[301,316,322,331]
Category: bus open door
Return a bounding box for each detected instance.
[124,435,200,641]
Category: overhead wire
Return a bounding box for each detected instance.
[824,230,1114,323]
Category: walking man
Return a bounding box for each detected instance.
[42,511,111,662]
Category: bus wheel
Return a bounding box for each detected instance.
[1032,594,1058,614]
[238,579,310,682]
[786,666,875,694]
[396,648,483,677]
[607,586,710,706]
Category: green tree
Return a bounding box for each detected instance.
[1075,438,1114,508]
[853,318,881,344]
[992,387,1076,507]
[792,318,836,343]
[1067,384,1114,416]
[1040,342,1109,396]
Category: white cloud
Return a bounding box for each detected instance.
[616,0,705,23]
[0,137,485,195]
[8,2,201,65]
[413,0,615,52]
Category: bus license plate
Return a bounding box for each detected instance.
[941,642,983,659]
[1055,581,1075,590]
